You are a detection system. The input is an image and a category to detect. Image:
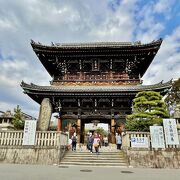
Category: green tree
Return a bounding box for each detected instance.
[126,91,169,132]
[12,105,24,130]
[95,127,108,136]
[165,78,180,117]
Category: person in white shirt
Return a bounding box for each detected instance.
[93,133,100,154]
[116,133,122,150]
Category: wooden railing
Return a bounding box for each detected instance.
[0,131,68,147]
[122,131,180,149]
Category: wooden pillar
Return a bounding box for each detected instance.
[77,118,81,143]
[111,118,116,144]
[57,117,62,131]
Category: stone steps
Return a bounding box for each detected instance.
[60,150,128,167]
[60,162,128,167]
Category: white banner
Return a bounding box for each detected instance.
[150,126,165,149]
[163,119,179,145]
[23,120,37,145]
[131,137,149,148]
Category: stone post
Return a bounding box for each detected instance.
[37,98,52,131]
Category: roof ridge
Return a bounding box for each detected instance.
[30,38,163,48]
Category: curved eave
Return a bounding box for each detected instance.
[21,80,171,104]
[30,39,162,78]
[31,39,162,50]
[21,80,172,94]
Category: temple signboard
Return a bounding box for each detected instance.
[23,120,37,145]
[131,137,149,148]
[163,119,179,145]
[150,126,165,149]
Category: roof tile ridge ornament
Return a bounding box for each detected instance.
[30,39,36,44]
[30,39,42,45]
[30,82,37,87]
[20,80,29,87]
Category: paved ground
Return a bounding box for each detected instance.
[0,163,180,180]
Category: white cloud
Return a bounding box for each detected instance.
[153,0,174,14]
[0,0,179,117]
[143,25,180,84]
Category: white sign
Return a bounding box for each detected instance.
[150,126,165,149]
[23,120,37,145]
[163,119,179,145]
[131,137,149,148]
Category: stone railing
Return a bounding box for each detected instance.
[122,131,180,149]
[0,131,68,147]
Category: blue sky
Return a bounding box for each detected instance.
[0,0,180,117]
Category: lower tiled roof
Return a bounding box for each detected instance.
[21,80,172,93]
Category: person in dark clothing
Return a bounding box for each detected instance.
[71,133,77,151]
[88,133,94,153]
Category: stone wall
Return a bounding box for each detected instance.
[126,149,180,168]
[0,146,66,165]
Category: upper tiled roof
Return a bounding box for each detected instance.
[31,39,162,49]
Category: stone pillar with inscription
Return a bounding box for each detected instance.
[37,98,52,131]
[111,118,116,144]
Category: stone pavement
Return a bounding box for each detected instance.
[0,163,180,180]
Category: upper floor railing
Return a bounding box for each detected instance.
[51,72,141,85]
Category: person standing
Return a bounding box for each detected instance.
[93,133,100,154]
[71,133,77,151]
[103,135,108,147]
[88,133,94,153]
[116,133,122,150]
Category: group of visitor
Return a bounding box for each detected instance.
[68,131,123,152]
[86,132,102,154]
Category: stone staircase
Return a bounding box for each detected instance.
[59,145,129,167]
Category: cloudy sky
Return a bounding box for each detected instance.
[0,0,180,117]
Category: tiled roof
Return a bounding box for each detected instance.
[31,39,162,49]
[21,80,172,93]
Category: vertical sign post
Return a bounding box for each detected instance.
[23,120,37,146]
[163,119,179,146]
[150,126,165,149]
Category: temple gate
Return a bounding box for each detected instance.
[21,39,172,143]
